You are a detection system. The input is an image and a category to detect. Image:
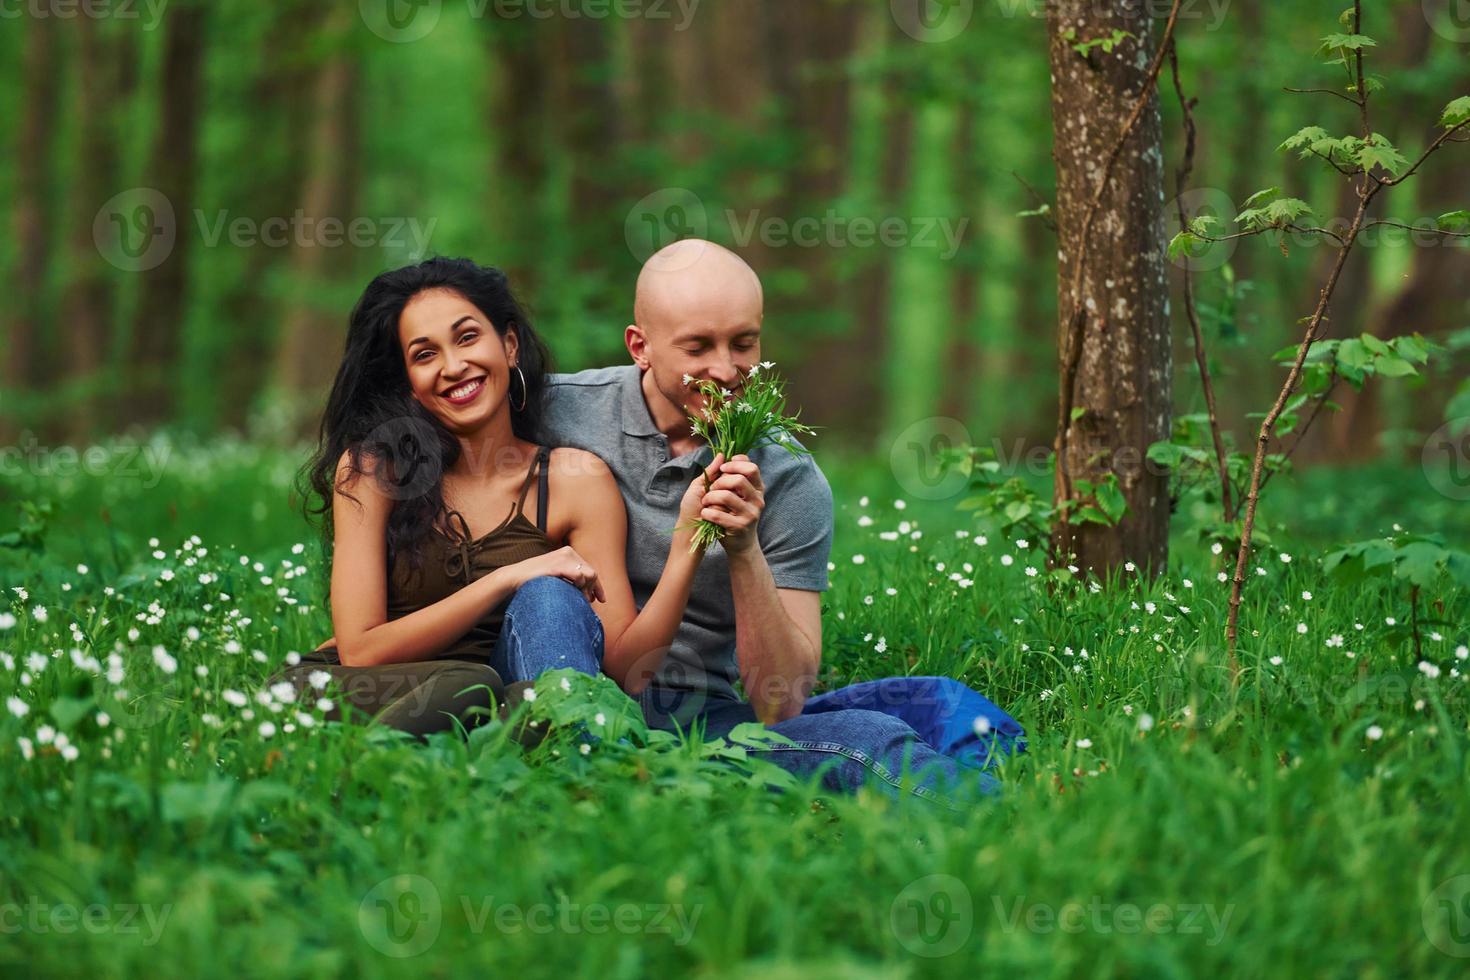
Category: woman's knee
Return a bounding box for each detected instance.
[504,576,604,671]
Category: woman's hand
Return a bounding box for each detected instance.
[503,545,606,604]
[678,452,726,534]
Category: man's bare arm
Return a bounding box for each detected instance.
[727,549,821,723]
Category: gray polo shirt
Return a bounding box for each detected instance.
[541,364,833,702]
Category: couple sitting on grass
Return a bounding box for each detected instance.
[278,239,1024,809]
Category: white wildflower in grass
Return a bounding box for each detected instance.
[559,677,572,692]
[1457,645,1469,661]
[1326,635,1345,648]
[852,554,866,565]
[594,712,606,727]
[0,613,14,631]
[1124,561,1136,572]
[12,586,28,601]
[269,681,297,703]
[1255,567,1267,577]
[308,670,331,690]
[222,689,248,708]
[159,569,174,582]
[898,521,912,535]
[1183,579,1194,589]
[1418,661,1441,679]
[76,564,88,575]
[1001,554,1014,567]
[1075,738,1093,749]
[1366,725,1383,741]
[1385,617,1396,626]
[96,712,110,727]
[315,698,334,713]
[1138,713,1155,732]
[26,653,47,673]
[1217,572,1228,582]
[36,725,55,745]
[879,531,898,542]
[858,515,874,527]
[1016,538,1029,550]
[677,364,816,552]
[1429,631,1443,643]
[1270,656,1283,666]
[292,542,305,555]
[1296,623,1308,635]
[152,646,178,674]
[60,744,79,762]
[973,534,988,546]
[1279,553,1292,563]
[31,606,48,624]
[885,587,897,596]
[1025,566,1038,578]
[1301,591,1313,601]
[6,696,28,719]
[972,716,993,736]
[1039,689,1054,701]
[1144,601,1157,614]
[579,743,592,756]
[17,737,34,761]
[858,495,869,507]
[894,499,906,510]
[874,637,888,654]
[522,688,536,702]
[258,721,276,738]
[1211,542,1223,555]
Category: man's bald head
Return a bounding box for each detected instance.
[626,239,766,436]
[633,239,764,339]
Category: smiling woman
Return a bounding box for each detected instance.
[271,257,719,738]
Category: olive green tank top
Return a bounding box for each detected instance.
[389,444,555,663]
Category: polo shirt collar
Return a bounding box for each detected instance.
[620,365,663,438]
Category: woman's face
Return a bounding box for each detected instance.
[398,288,519,434]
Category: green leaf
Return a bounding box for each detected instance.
[1441,96,1470,128]
[1373,356,1417,377]
[1320,33,1377,51]
[1437,210,1470,232]
[1097,480,1127,524]
[1357,135,1409,177]
[1278,128,1327,154]
[1360,333,1392,357]
[1394,541,1446,588]
[1336,338,1371,372]
[1242,186,1282,209]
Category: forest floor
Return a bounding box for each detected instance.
[2,436,1468,977]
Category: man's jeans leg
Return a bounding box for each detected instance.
[801,676,1026,769]
[639,685,999,809]
[488,576,604,683]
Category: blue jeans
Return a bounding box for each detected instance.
[639,677,1026,810]
[488,576,605,683]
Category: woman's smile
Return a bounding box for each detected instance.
[441,376,487,406]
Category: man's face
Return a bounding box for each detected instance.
[634,272,764,425]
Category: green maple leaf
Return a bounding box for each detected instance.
[1441,96,1470,128]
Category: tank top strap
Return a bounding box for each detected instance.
[513,445,549,526]
[536,445,549,533]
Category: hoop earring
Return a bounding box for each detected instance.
[510,365,528,413]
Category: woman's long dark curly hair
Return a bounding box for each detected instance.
[299,257,553,583]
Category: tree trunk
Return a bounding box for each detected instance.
[1046,3,1173,577]
[273,10,359,413]
[61,18,125,441]
[5,17,61,440]
[126,4,206,428]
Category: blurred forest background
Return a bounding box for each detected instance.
[1,0,1467,456]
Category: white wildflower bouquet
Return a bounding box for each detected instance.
[677,360,817,553]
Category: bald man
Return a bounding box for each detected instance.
[540,240,1023,808]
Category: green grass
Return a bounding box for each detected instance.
[2,435,1469,978]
